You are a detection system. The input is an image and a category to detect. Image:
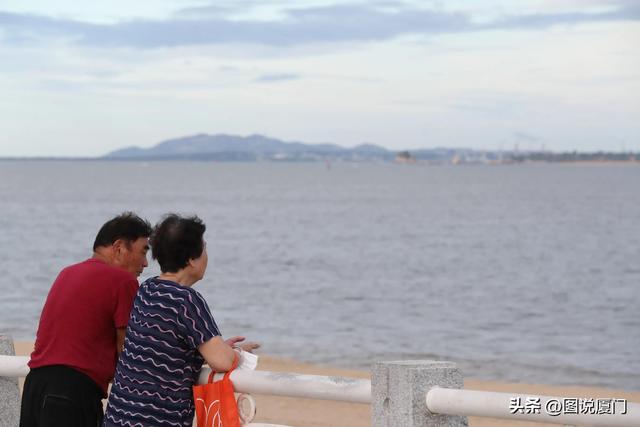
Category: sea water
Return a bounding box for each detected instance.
[1,160,638,390]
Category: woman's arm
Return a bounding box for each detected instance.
[198,336,237,372]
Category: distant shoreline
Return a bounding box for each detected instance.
[4,133,638,164]
[1,157,639,165]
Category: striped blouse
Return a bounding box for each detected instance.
[104,277,220,427]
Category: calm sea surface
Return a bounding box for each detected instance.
[1,161,639,391]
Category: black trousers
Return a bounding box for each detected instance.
[20,365,104,427]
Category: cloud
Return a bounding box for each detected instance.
[0,11,87,43]
[0,1,638,50]
[173,4,238,19]
[254,73,301,83]
[482,7,640,32]
[514,131,542,143]
[173,0,284,19]
[450,93,525,116]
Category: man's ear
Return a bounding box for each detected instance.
[112,239,126,255]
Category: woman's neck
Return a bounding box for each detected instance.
[159,271,195,287]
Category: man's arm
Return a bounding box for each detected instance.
[116,328,126,354]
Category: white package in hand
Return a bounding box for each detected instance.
[237,349,258,370]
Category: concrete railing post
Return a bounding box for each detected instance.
[372,360,467,427]
[0,335,20,426]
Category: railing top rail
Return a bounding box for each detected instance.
[0,355,371,404]
[427,387,640,427]
[0,355,28,377]
[201,367,371,404]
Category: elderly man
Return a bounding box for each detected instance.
[20,212,152,427]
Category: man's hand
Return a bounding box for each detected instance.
[116,328,127,354]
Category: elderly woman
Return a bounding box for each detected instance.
[104,214,258,427]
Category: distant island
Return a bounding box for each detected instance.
[3,133,638,164]
[105,133,392,162]
[103,133,638,164]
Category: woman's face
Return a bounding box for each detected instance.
[191,241,208,281]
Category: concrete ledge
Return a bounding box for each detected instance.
[0,335,20,427]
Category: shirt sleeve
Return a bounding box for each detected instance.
[178,289,221,348]
[113,277,139,328]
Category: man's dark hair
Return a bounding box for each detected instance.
[151,214,206,273]
[92,212,152,251]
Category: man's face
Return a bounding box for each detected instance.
[118,237,150,277]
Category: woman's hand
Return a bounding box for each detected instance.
[225,336,261,353]
[225,336,246,347]
[238,341,260,353]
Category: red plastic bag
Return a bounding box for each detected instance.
[193,356,240,427]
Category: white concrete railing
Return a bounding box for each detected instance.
[0,355,371,404]
[3,353,640,426]
[201,367,371,404]
[0,355,29,378]
[426,387,640,427]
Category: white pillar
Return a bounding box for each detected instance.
[372,360,467,427]
[0,335,20,427]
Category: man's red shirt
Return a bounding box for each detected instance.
[29,258,139,396]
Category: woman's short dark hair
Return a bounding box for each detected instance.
[93,212,152,251]
[151,214,206,273]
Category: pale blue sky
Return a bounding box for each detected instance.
[1,0,638,156]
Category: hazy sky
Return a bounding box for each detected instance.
[1,0,639,156]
